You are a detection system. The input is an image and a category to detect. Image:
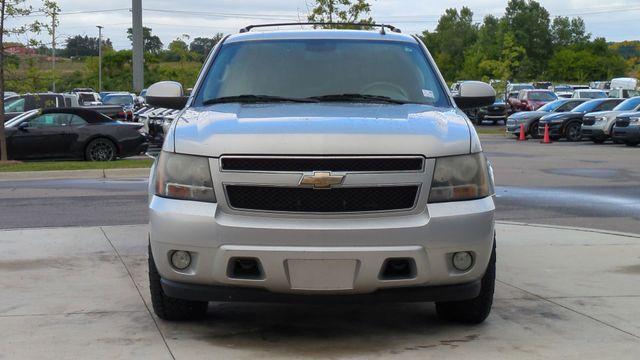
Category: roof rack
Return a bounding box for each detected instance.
[239,22,401,34]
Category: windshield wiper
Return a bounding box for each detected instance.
[307,94,411,104]
[203,95,317,105]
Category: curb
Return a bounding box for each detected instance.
[0,167,150,181]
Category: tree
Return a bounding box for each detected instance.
[502,0,552,79]
[127,27,163,55]
[189,34,224,59]
[421,7,478,81]
[550,16,589,48]
[307,0,374,28]
[65,35,112,57]
[0,0,46,161]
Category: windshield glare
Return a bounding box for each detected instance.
[572,100,602,113]
[614,97,640,111]
[538,100,565,111]
[528,92,557,101]
[194,39,449,106]
[102,94,132,105]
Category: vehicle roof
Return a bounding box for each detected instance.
[41,107,114,123]
[224,29,417,44]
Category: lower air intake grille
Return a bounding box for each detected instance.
[226,185,419,212]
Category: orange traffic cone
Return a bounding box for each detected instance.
[518,123,526,141]
[541,124,552,144]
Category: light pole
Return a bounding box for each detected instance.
[97,25,103,92]
[132,0,144,92]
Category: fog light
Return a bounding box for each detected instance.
[171,250,191,270]
[452,252,473,271]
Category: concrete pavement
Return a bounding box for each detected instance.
[1,222,639,359]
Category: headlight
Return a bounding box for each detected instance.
[629,117,640,125]
[154,151,216,202]
[595,116,606,123]
[428,153,494,203]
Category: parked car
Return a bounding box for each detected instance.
[581,96,640,143]
[533,81,552,89]
[3,91,18,98]
[3,107,148,161]
[612,111,640,146]
[511,90,557,112]
[62,92,127,120]
[476,98,507,125]
[609,77,640,99]
[145,26,498,323]
[101,93,137,121]
[506,98,587,139]
[74,91,102,105]
[538,98,624,141]
[504,83,534,101]
[552,85,574,98]
[505,91,519,113]
[2,93,66,122]
[571,89,607,99]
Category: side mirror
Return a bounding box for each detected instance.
[453,81,496,109]
[145,81,188,110]
[18,122,29,130]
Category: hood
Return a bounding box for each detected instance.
[511,111,547,120]
[540,112,579,122]
[171,103,472,157]
[584,110,623,119]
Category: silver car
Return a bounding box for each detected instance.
[145,25,497,324]
[581,96,640,143]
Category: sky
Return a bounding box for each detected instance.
[8,0,640,50]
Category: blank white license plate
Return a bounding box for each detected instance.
[287,259,357,291]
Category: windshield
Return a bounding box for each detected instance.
[555,86,571,92]
[5,110,38,127]
[194,39,449,106]
[528,91,557,101]
[102,94,133,105]
[4,97,25,112]
[579,91,606,99]
[572,100,604,113]
[539,100,566,111]
[614,97,640,111]
[510,84,534,91]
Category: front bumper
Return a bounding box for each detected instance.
[538,122,563,137]
[149,195,495,298]
[612,126,640,142]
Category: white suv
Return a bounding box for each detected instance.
[146,24,497,324]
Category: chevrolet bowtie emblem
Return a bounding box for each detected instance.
[299,171,344,189]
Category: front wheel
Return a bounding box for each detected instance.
[592,137,605,144]
[529,121,540,139]
[565,123,582,142]
[149,245,208,321]
[436,239,496,324]
[85,138,116,161]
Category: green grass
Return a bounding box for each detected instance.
[476,126,507,135]
[0,158,154,172]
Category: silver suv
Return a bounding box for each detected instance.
[146,25,497,324]
[581,96,640,143]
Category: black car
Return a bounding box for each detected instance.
[538,98,624,141]
[476,99,507,125]
[4,108,148,161]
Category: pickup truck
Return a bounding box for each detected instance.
[145,25,497,324]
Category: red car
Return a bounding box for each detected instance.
[511,90,558,112]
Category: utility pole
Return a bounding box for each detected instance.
[51,11,56,92]
[97,25,103,92]
[132,0,144,92]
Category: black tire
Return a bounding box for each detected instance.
[565,122,582,142]
[492,120,498,125]
[625,141,639,147]
[85,138,117,161]
[436,239,496,324]
[592,137,605,144]
[149,245,208,321]
[529,121,541,139]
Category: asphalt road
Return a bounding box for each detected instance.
[1,133,639,233]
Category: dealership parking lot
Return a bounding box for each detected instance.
[1,133,639,358]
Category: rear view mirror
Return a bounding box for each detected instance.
[145,81,188,110]
[453,81,496,109]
